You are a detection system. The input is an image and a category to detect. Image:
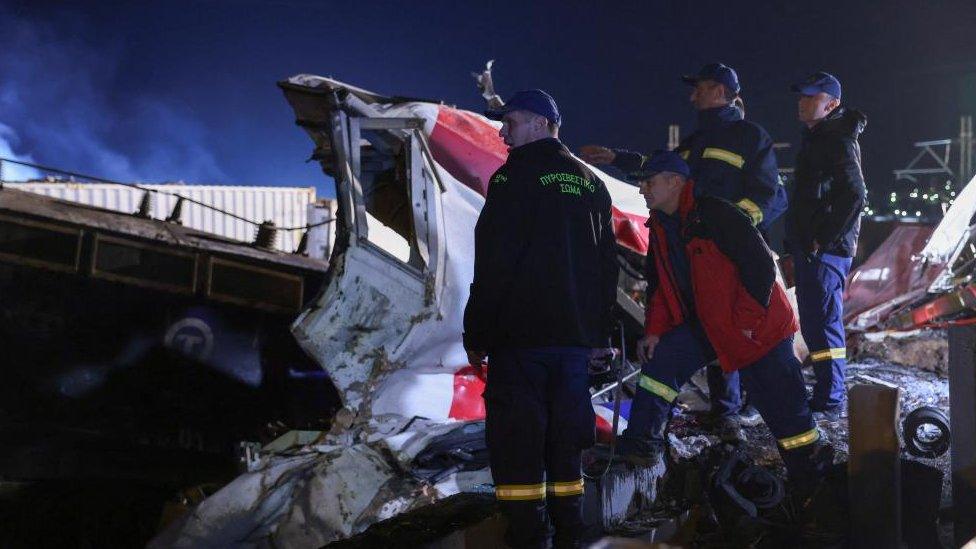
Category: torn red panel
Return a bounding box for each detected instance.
[429,106,507,197]
[447,365,487,420]
[613,207,649,254]
[845,224,939,325]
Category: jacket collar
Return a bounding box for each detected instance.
[507,137,564,160]
[804,106,867,139]
[697,104,743,130]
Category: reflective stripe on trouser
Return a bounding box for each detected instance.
[547,479,584,496]
[778,428,820,450]
[809,348,846,362]
[486,347,594,549]
[624,323,715,442]
[625,326,820,481]
[496,483,546,501]
[794,252,853,410]
[638,373,679,402]
[736,337,822,479]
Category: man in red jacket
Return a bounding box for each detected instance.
[618,150,832,484]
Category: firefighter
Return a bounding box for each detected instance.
[617,149,832,486]
[463,89,619,549]
[786,72,867,420]
[580,63,787,442]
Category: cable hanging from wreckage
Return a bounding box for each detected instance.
[0,157,336,250]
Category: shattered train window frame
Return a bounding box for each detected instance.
[347,117,431,277]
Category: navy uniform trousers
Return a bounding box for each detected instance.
[486,347,595,549]
[622,323,822,478]
[794,252,853,411]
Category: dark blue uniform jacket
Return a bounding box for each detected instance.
[614,105,787,230]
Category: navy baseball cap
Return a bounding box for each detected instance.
[485,89,561,126]
[791,71,842,99]
[682,63,741,95]
[628,150,691,181]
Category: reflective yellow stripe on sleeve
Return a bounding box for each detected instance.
[735,198,763,226]
[679,150,690,160]
[809,348,847,362]
[701,147,745,169]
[496,483,546,501]
[547,479,584,496]
[638,374,679,403]
[778,428,820,450]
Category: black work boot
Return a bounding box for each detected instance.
[614,435,666,467]
[786,438,836,508]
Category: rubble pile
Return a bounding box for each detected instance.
[605,357,951,547]
[851,330,949,375]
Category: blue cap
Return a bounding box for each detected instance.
[791,71,842,99]
[485,89,561,126]
[628,150,691,181]
[682,63,741,95]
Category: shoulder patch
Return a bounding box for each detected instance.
[490,173,508,185]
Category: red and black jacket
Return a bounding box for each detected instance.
[645,182,798,372]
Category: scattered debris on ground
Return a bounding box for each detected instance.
[600,359,951,547]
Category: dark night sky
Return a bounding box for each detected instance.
[2,0,976,200]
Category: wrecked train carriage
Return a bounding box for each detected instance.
[151,75,653,547]
[846,174,976,332]
[0,186,333,485]
[281,74,651,425]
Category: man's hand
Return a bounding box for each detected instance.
[466,349,487,373]
[578,145,616,165]
[635,335,660,364]
[588,347,617,376]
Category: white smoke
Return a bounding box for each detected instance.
[0,7,227,183]
[0,123,41,181]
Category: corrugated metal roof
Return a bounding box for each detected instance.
[3,182,316,253]
[0,187,327,272]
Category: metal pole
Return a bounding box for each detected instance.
[959,115,973,186]
[960,116,966,185]
[967,116,973,184]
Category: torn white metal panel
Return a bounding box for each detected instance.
[921,174,976,265]
[290,95,484,426]
[149,453,321,548]
[152,424,492,548]
[292,242,429,418]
